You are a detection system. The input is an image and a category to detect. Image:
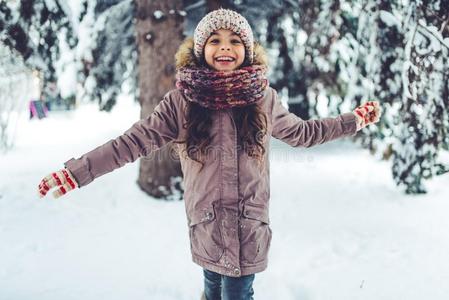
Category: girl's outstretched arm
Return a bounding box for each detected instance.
[38,91,181,198]
[270,88,359,148]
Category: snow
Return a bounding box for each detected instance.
[153,10,165,20]
[296,29,308,46]
[379,10,401,28]
[1,97,449,299]
[316,91,329,117]
[444,38,449,48]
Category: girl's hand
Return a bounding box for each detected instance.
[353,101,381,131]
[38,168,78,199]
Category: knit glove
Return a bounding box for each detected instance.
[38,168,78,199]
[352,101,381,131]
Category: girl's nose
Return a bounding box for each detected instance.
[220,45,231,51]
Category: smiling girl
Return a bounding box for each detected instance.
[204,30,246,71]
[38,8,381,300]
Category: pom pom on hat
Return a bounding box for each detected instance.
[193,8,254,64]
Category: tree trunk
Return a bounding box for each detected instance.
[135,0,185,199]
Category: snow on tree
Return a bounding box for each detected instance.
[85,0,138,111]
[391,0,449,193]
[309,0,449,194]
[0,0,77,105]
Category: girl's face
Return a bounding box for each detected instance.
[204,29,245,72]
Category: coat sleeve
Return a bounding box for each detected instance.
[64,91,180,188]
[270,88,358,148]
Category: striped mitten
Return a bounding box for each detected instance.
[38,168,78,199]
[353,101,381,131]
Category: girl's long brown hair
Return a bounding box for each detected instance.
[174,101,268,171]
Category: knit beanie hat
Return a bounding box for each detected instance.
[193,8,254,64]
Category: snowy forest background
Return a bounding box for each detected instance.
[1,1,449,299]
[1,0,448,195]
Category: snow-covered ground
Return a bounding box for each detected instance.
[1,98,448,300]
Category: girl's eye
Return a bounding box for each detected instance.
[209,39,241,44]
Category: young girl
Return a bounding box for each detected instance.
[38,8,381,300]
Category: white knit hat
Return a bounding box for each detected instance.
[193,8,254,64]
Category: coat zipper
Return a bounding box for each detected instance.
[227,109,241,214]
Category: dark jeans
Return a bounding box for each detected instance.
[203,268,255,300]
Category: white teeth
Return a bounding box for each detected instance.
[216,57,234,61]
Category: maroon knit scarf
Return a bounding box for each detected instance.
[175,65,269,110]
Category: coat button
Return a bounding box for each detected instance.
[205,212,213,219]
[233,268,241,276]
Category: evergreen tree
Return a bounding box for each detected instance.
[2,0,448,194]
[391,0,449,193]
[87,0,137,111]
[0,0,77,103]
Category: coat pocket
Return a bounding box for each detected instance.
[188,204,224,263]
[240,203,272,265]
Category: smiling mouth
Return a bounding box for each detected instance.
[215,56,236,62]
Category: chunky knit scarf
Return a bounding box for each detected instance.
[175,65,268,110]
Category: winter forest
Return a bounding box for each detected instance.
[1,0,449,299]
[1,0,448,194]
